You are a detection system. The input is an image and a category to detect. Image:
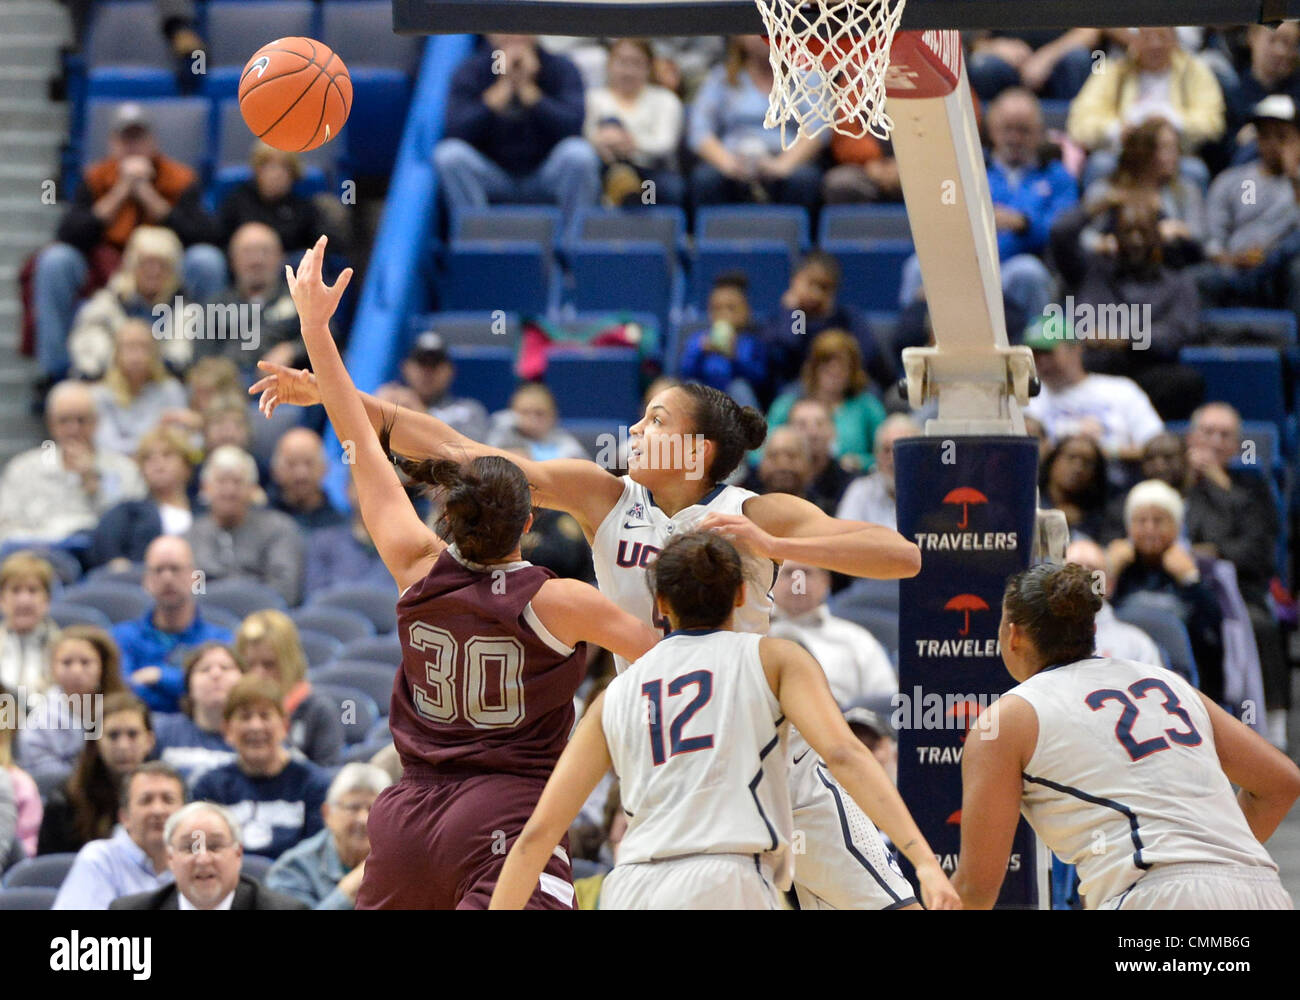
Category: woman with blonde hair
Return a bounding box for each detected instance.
[218,141,331,253]
[91,319,189,458]
[68,226,198,379]
[235,609,343,767]
[0,551,59,695]
[765,329,887,472]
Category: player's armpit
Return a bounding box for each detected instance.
[1199,692,1300,843]
[531,578,660,664]
[743,493,922,578]
[952,695,1036,909]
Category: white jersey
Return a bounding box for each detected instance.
[1009,656,1277,909]
[592,477,776,669]
[602,630,793,888]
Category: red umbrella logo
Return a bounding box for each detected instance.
[946,809,962,825]
[944,593,989,636]
[942,487,988,529]
[946,699,983,736]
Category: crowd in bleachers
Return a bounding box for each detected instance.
[4,3,1300,908]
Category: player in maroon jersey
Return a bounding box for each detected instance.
[281,240,659,909]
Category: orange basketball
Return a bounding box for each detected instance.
[238,37,352,153]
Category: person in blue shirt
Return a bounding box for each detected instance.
[52,761,184,909]
[265,762,391,909]
[111,536,232,714]
[899,87,1077,335]
[191,674,330,860]
[152,642,240,788]
[676,272,768,409]
[433,34,600,221]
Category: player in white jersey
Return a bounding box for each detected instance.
[954,562,1300,910]
[489,532,959,909]
[253,350,925,910]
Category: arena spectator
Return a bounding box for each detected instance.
[519,507,597,583]
[769,561,896,701]
[90,319,188,459]
[88,425,198,571]
[0,381,146,553]
[0,683,41,858]
[434,34,600,219]
[1068,27,1225,186]
[1138,430,1190,490]
[688,35,825,212]
[900,88,1075,328]
[1021,325,1164,461]
[0,552,58,695]
[110,801,307,910]
[217,143,335,253]
[235,610,343,768]
[187,446,304,606]
[1224,22,1300,142]
[36,691,150,855]
[584,38,685,206]
[648,36,726,96]
[186,357,241,422]
[66,226,199,380]
[193,223,303,374]
[834,415,921,530]
[1038,434,1122,543]
[1051,195,1204,420]
[302,480,392,599]
[1063,539,1163,665]
[766,330,887,473]
[268,428,345,531]
[385,331,490,442]
[487,384,588,462]
[676,272,767,407]
[844,702,899,785]
[763,252,892,398]
[573,779,624,910]
[152,643,241,788]
[1197,94,1300,317]
[191,675,331,860]
[744,425,815,501]
[786,398,854,514]
[1109,479,1225,700]
[967,29,1102,102]
[112,536,232,714]
[1183,403,1288,737]
[31,103,223,381]
[52,761,184,909]
[821,130,902,204]
[0,769,14,865]
[265,763,392,909]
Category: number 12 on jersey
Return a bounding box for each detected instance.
[642,670,715,766]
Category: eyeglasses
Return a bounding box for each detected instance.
[332,801,374,814]
[175,837,236,856]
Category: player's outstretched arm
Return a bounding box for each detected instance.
[531,578,661,665]
[951,695,1036,909]
[284,237,443,591]
[489,692,614,910]
[1199,693,1300,843]
[760,637,960,910]
[708,492,922,578]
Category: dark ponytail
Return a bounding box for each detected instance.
[677,382,767,484]
[378,416,531,563]
[1002,562,1101,666]
[647,531,745,630]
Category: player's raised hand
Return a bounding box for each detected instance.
[697,511,776,561]
[285,235,353,331]
[916,862,962,910]
[249,360,321,418]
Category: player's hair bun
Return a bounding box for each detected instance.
[677,383,768,483]
[1003,562,1101,668]
[738,406,768,452]
[1046,562,1102,621]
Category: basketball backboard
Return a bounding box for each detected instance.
[394,0,1300,36]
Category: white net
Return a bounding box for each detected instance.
[755,0,907,145]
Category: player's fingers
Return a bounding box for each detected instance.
[331,266,354,301]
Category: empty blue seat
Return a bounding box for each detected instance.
[341,636,403,665]
[1200,308,1298,346]
[567,207,687,261]
[341,68,412,177]
[697,205,810,257]
[561,418,622,459]
[1114,595,1199,687]
[308,683,380,743]
[309,585,399,634]
[442,344,517,412]
[1178,346,1286,429]
[320,1,423,72]
[47,601,112,630]
[311,662,396,716]
[86,2,177,98]
[59,584,151,624]
[85,562,144,586]
[2,854,77,889]
[454,207,564,258]
[198,576,288,619]
[690,239,791,317]
[819,204,912,243]
[240,854,275,882]
[0,887,57,910]
[823,238,913,312]
[565,241,679,336]
[409,310,523,350]
[290,605,374,643]
[1039,99,1071,134]
[830,576,900,614]
[84,98,211,175]
[438,242,556,315]
[200,2,317,99]
[544,349,642,422]
[298,630,343,669]
[828,601,898,656]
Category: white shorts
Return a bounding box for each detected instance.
[788,750,918,910]
[1102,863,1293,910]
[601,854,784,910]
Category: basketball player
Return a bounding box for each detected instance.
[490,531,959,909]
[281,240,659,909]
[953,562,1300,910]
[254,235,922,910]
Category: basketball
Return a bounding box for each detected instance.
[238,37,352,153]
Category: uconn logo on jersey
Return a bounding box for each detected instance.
[617,540,661,567]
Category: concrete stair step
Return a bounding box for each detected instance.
[0,236,49,269]
[0,129,66,154]
[0,4,71,38]
[0,101,67,133]
[0,198,62,233]
[0,39,63,74]
[0,162,59,185]
[0,68,52,102]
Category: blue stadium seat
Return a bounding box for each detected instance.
[689,239,792,318]
[438,242,557,315]
[1200,308,1298,346]
[828,599,898,655]
[47,601,113,630]
[200,2,317,99]
[291,606,374,644]
[310,662,396,718]
[0,888,57,910]
[567,206,687,262]
[2,854,77,889]
[819,204,912,243]
[309,683,381,744]
[823,238,913,311]
[85,562,145,586]
[446,344,517,413]
[565,241,679,336]
[83,97,212,176]
[454,207,564,264]
[697,205,810,257]
[59,584,151,624]
[365,715,393,747]
[198,576,288,619]
[86,2,177,99]
[1114,595,1199,687]
[340,636,403,665]
[338,68,413,177]
[1178,346,1288,445]
[240,854,275,882]
[408,310,523,351]
[830,577,900,614]
[298,630,343,669]
[1039,99,1070,134]
[195,604,242,633]
[544,349,643,421]
[320,1,423,72]
[309,585,399,634]
[561,418,621,460]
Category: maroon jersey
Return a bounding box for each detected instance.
[390,547,586,781]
